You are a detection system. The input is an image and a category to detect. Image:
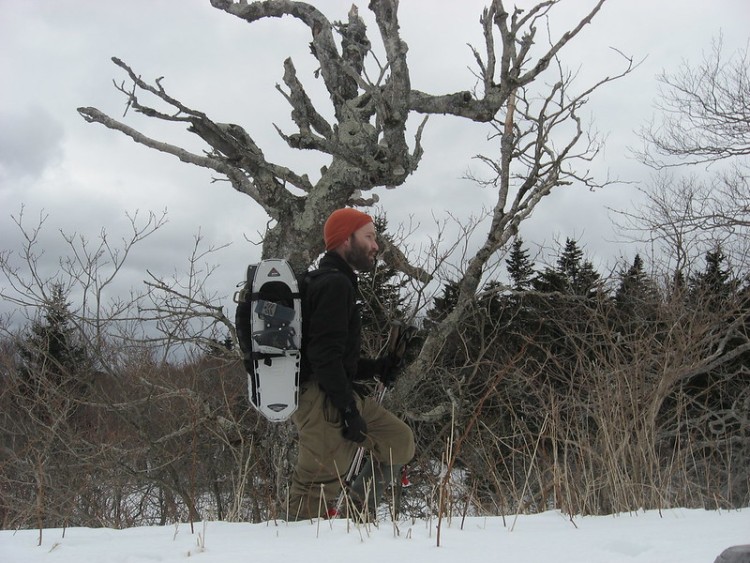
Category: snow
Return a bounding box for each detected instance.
[1,509,747,563]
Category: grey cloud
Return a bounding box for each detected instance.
[0,106,64,180]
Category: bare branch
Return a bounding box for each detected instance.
[636,36,750,168]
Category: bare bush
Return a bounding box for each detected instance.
[399,276,749,520]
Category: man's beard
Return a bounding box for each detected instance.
[344,238,376,272]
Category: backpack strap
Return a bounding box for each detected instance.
[298,266,341,294]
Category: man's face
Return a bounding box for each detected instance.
[344,222,379,271]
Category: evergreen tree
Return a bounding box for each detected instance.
[16,284,89,427]
[615,255,655,304]
[613,254,660,330]
[506,238,536,291]
[681,247,748,452]
[576,260,602,297]
[670,269,687,300]
[522,238,604,400]
[615,254,647,302]
[19,285,87,388]
[557,237,583,282]
[425,280,460,329]
[532,238,601,296]
[690,246,733,305]
[532,266,567,294]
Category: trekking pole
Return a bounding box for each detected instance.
[333,322,404,516]
[341,379,388,484]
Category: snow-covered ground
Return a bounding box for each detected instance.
[2,508,747,562]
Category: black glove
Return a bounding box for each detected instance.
[341,403,368,443]
[374,355,399,387]
[376,323,416,387]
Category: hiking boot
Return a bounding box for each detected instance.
[348,461,402,520]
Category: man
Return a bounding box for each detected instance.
[288,208,415,520]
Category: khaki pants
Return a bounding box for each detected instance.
[287,384,414,520]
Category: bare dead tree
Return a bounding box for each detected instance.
[616,174,721,276]
[77,0,608,274]
[637,35,750,168]
[622,36,750,279]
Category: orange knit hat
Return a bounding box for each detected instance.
[323,208,374,250]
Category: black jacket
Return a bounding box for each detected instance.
[300,251,378,412]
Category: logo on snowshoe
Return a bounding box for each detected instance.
[268,267,281,277]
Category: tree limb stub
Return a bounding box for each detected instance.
[379,236,432,285]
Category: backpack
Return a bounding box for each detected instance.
[234,259,339,422]
[235,259,413,422]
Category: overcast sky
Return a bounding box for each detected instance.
[1,0,749,326]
